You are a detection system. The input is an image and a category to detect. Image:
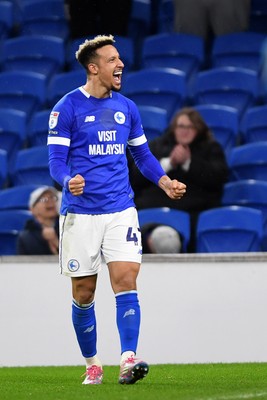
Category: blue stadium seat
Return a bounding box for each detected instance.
[122,67,186,120]
[192,67,259,119]
[47,70,86,107]
[0,1,14,39]
[1,35,66,81]
[27,110,50,147]
[0,184,40,211]
[129,0,151,32]
[0,71,46,118]
[196,206,263,253]
[0,108,27,169]
[138,207,190,252]
[127,0,152,68]
[194,104,239,154]
[222,179,267,250]
[240,105,267,144]
[138,105,168,141]
[0,209,32,255]
[11,146,53,186]
[0,149,8,189]
[113,36,135,72]
[66,37,84,71]
[227,142,267,181]
[142,33,205,82]
[211,32,266,75]
[19,0,69,41]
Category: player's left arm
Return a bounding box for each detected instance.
[129,142,186,200]
[127,100,186,200]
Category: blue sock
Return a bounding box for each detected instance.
[116,291,141,354]
[72,299,97,358]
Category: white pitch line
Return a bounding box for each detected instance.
[199,392,267,400]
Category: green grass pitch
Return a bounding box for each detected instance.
[1,363,267,400]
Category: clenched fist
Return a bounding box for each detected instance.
[158,175,186,200]
[68,174,85,196]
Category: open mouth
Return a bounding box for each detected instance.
[46,206,56,212]
[113,71,122,84]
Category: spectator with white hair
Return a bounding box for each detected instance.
[141,223,182,254]
[17,186,60,255]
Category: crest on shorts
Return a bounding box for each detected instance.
[49,111,60,129]
[67,259,80,272]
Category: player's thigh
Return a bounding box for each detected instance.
[59,213,103,277]
[102,207,142,264]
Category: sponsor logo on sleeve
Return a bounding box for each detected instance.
[49,111,60,129]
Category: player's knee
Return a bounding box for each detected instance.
[74,290,95,305]
[72,283,96,304]
[113,277,137,293]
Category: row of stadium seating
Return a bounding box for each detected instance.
[0,0,154,43]
[0,30,266,81]
[1,0,267,76]
[0,200,266,255]
[0,63,264,125]
[0,0,167,75]
[1,138,267,190]
[1,63,267,177]
[0,64,262,117]
[1,0,267,41]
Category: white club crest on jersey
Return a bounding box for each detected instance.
[49,111,60,129]
[114,111,125,124]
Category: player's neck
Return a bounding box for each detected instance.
[83,82,111,99]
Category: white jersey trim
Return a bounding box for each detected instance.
[47,137,71,146]
[79,86,90,98]
[128,134,147,146]
[79,86,113,98]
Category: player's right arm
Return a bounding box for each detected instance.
[47,101,73,190]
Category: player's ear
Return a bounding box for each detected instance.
[88,63,98,75]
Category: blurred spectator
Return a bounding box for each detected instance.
[67,0,132,39]
[141,223,182,254]
[173,0,250,50]
[17,186,60,255]
[129,107,229,252]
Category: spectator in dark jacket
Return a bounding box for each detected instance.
[129,107,229,252]
[17,186,60,255]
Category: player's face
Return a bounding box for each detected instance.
[95,45,124,92]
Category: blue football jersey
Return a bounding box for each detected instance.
[48,87,148,215]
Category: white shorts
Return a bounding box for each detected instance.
[59,207,142,277]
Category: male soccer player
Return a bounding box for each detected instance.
[47,35,186,385]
